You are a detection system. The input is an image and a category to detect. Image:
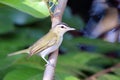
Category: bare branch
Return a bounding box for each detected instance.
[43,0,68,80]
[51,0,68,27]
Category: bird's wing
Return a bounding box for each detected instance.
[29,33,57,56]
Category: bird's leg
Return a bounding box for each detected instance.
[39,53,55,67]
[38,51,48,63]
[41,55,50,64]
[39,53,50,65]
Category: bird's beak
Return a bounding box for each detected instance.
[68,27,76,31]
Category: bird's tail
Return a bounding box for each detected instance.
[8,49,29,56]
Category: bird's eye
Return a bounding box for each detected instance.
[61,26,64,28]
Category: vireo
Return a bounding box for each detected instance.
[8,23,75,64]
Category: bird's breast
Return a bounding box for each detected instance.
[57,36,63,47]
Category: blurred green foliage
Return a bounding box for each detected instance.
[0,1,120,80]
[0,0,49,18]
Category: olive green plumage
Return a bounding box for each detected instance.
[8,23,75,64]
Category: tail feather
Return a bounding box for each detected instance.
[8,49,29,56]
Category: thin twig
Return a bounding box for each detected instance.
[85,63,120,80]
[51,0,67,27]
[43,0,68,80]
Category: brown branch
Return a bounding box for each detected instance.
[42,0,68,80]
[85,63,120,80]
[51,0,68,27]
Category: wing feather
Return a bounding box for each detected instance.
[29,32,57,56]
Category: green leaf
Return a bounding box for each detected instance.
[3,68,43,80]
[12,55,45,70]
[98,74,120,80]
[57,52,118,76]
[55,72,79,80]
[0,0,50,18]
[0,19,14,34]
[72,37,120,53]
[0,7,17,34]
[65,76,79,80]
[0,6,39,27]
[0,56,24,79]
[0,27,43,54]
[0,3,6,7]
[0,27,46,79]
[113,68,120,76]
[8,8,39,25]
[0,56,21,71]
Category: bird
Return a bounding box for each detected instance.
[8,22,75,64]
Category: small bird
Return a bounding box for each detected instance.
[8,23,75,64]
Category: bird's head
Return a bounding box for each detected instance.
[51,23,75,35]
